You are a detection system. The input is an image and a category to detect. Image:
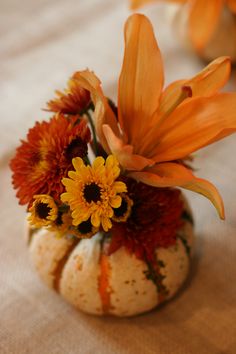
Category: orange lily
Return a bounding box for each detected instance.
[130,0,236,51]
[73,14,236,219]
[131,0,186,10]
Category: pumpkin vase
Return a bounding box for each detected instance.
[26,199,194,317]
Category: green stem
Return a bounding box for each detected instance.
[84,155,91,166]
[86,110,98,157]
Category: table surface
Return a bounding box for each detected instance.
[1,1,236,353]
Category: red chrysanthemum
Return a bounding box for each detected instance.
[46,74,91,115]
[10,114,91,208]
[107,178,184,263]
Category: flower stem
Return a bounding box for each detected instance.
[86,110,98,157]
[84,155,91,166]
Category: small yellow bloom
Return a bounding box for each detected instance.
[70,219,99,239]
[112,193,133,223]
[28,195,58,228]
[61,155,127,232]
[48,210,72,236]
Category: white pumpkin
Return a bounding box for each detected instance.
[172,5,236,63]
[26,205,194,317]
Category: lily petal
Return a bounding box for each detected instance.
[159,56,231,119]
[103,124,154,171]
[128,162,225,219]
[73,70,120,153]
[150,93,236,162]
[140,57,231,157]
[158,81,192,121]
[130,0,187,10]
[227,0,236,14]
[186,56,231,96]
[118,14,164,147]
[189,0,224,51]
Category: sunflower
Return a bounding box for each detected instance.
[10,114,91,207]
[71,14,236,219]
[28,195,58,228]
[47,73,91,115]
[61,155,127,232]
[130,0,236,51]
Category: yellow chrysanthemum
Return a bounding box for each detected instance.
[28,195,58,228]
[61,155,127,232]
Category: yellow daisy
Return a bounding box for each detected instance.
[28,195,58,228]
[61,155,127,232]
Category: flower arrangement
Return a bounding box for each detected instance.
[10,14,236,316]
[130,0,236,61]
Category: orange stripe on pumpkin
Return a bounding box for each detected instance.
[98,253,112,314]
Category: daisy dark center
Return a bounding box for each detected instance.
[114,198,128,218]
[83,183,101,203]
[35,202,51,219]
[65,137,88,161]
[77,219,93,234]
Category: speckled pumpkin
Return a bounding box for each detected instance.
[172,5,236,63]
[26,203,194,317]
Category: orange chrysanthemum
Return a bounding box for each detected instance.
[47,74,91,115]
[71,14,236,219]
[130,0,236,51]
[10,115,91,207]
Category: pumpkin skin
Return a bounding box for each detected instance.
[26,206,194,317]
[172,5,236,63]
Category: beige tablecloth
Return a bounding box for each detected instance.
[1,1,236,353]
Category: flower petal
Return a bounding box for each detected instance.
[118,14,164,147]
[103,124,154,171]
[113,181,127,193]
[73,70,120,153]
[128,162,225,219]
[93,156,105,170]
[189,0,224,51]
[130,0,186,10]
[185,56,231,96]
[101,217,112,232]
[110,195,122,208]
[140,57,231,157]
[158,56,231,118]
[91,211,101,228]
[150,93,236,162]
[227,0,236,13]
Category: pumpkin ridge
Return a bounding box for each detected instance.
[26,227,39,246]
[53,238,80,292]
